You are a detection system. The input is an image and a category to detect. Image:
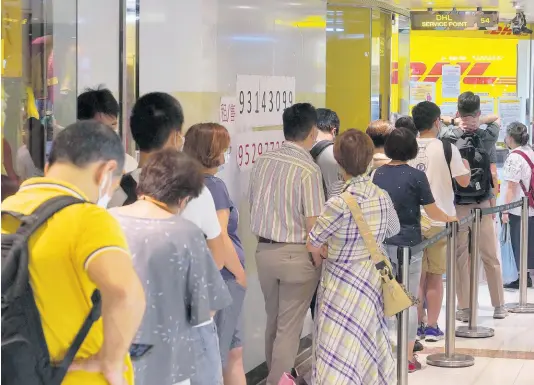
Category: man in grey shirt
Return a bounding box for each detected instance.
[310,108,344,200]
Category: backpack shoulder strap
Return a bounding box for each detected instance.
[441,138,453,177]
[3,195,85,236]
[120,173,138,205]
[54,290,101,380]
[512,150,534,196]
[513,150,534,170]
[310,140,333,161]
[2,195,85,301]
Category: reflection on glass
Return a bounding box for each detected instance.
[1,0,77,199]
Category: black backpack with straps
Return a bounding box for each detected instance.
[310,140,334,197]
[1,196,102,385]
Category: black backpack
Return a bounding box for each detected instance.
[1,196,102,385]
[310,140,334,196]
[444,133,493,205]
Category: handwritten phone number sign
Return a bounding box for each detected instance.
[236,75,296,128]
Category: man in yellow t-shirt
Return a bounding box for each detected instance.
[2,120,146,385]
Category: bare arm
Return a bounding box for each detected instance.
[216,209,246,286]
[87,251,146,371]
[424,203,457,222]
[205,234,225,270]
[454,159,471,188]
[306,216,323,266]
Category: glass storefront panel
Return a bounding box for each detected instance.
[2,0,78,198]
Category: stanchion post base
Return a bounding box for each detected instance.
[426,353,475,368]
[506,302,534,313]
[455,326,494,338]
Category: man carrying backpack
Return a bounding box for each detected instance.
[1,121,146,385]
[308,108,344,319]
[440,91,507,320]
[310,108,344,200]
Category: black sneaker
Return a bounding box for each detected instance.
[413,340,424,353]
[504,274,533,289]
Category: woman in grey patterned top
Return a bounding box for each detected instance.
[110,149,232,385]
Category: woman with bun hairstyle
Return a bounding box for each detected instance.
[501,122,534,289]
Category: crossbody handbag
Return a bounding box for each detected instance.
[341,192,417,317]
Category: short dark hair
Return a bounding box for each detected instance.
[333,129,374,177]
[77,86,119,120]
[458,92,480,117]
[130,92,184,152]
[184,123,230,168]
[283,103,317,141]
[316,108,340,134]
[395,116,417,136]
[137,149,204,206]
[506,122,530,146]
[366,120,394,148]
[412,101,441,132]
[384,127,418,162]
[48,120,125,176]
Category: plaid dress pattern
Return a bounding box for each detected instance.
[309,176,400,385]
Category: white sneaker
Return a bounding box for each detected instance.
[493,306,508,319]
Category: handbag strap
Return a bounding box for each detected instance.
[341,192,387,267]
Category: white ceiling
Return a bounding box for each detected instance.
[379,0,534,21]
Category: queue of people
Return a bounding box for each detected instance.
[2,88,533,385]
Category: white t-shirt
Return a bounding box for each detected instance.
[181,186,221,239]
[409,138,469,226]
[502,146,534,217]
[109,169,221,239]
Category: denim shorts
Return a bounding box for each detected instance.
[189,322,223,385]
[385,245,423,341]
[214,279,246,368]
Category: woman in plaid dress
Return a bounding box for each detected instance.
[307,130,400,385]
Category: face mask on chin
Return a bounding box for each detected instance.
[97,171,113,208]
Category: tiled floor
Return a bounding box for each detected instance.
[299,284,534,385]
[407,285,534,385]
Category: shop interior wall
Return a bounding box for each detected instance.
[137,0,326,372]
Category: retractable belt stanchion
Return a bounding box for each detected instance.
[396,247,410,385]
[507,196,534,313]
[427,221,475,368]
[456,209,495,338]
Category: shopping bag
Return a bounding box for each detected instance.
[501,223,519,284]
[278,368,308,385]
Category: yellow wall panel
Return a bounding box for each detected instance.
[326,6,371,132]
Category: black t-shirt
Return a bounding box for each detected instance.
[373,164,435,246]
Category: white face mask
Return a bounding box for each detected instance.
[218,150,231,174]
[97,171,113,208]
[175,133,185,152]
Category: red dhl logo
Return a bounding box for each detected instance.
[484,25,530,36]
[391,61,516,86]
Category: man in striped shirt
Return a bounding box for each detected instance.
[248,103,324,385]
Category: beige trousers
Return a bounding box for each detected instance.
[255,243,321,385]
[455,201,505,309]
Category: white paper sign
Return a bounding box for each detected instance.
[442,65,461,99]
[479,98,495,116]
[233,130,286,172]
[217,97,239,202]
[440,102,457,117]
[498,98,522,141]
[236,75,296,128]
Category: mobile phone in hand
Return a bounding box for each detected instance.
[129,343,154,361]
